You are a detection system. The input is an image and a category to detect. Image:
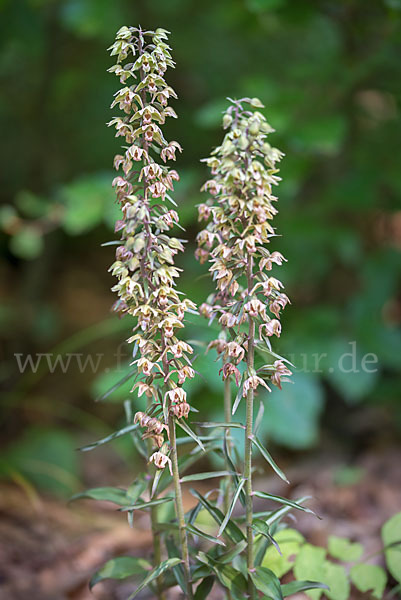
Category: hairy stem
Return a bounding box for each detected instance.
[168,413,194,599]
[146,407,166,600]
[223,373,232,514]
[245,256,255,598]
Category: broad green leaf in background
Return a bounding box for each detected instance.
[61,173,114,235]
[350,564,387,599]
[263,528,305,578]
[90,556,151,589]
[261,373,324,449]
[2,427,79,497]
[294,545,326,600]
[323,562,349,600]
[327,536,363,562]
[382,511,401,583]
[10,227,43,260]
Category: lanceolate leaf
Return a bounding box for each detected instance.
[176,419,205,451]
[249,566,283,600]
[281,580,329,597]
[126,558,182,600]
[195,422,245,429]
[186,523,226,546]
[190,489,245,543]
[217,539,247,563]
[90,556,151,589]
[120,495,174,512]
[253,491,318,517]
[180,470,235,483]
[78,423,139,452]
[218,478,245,537]
[70,486,129,505]
[194,576,215,600]
[251,435,289,484]
[166,536,187,594]
[252,518,281,554]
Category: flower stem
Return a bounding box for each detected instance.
[146,403,166,600]
[223,374,232,514]
[168,413,194,599]
[245,256,255,599]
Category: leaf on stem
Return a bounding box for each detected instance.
[126,558,182,599]
[251,435,289,484]
[249,566,283,600]
[218,478,245,537]
[253,491,319,517]
[90,556,151,589]
[78,423,139,452]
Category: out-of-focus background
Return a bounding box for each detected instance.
[0,0,400,598]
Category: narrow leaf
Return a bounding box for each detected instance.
[78,423,139,452]
[190,489,245,543]
[218,478,245,537]
[195,422,245,429]
[120,496,174,512]
[127,558,182,599]
[217,540,247,563]
[180,470,235,483]
[252,518,281,554]
[186,523,226,546]
[281,580,329,597]
[253,491,318,517]
[251,435,289,484]
[176,419,205,451]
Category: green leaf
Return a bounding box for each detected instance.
[327,535,363,562]
[120,496,175,511]
[186,523,226,546]
[218,478,246,537]
[90,556,151,589]
[350,564,387,599]
[282,581,329,597]
[249,566,283,600]
[251,435,289,483]
[262,527,304,577]
[10,227,43,260]
[382,511,401,583]
[253,519,281,552]
[213,563,248,598]
[294,544,327,600]
[323,562,349,600]
[180,470,234,483]
[70,486,129,505]
[261,373,324,449]
[195,422,245,429]
[78,423,139,452]
[217,540,247,563]
[194,575,215,599]
[253,491,318,517]
[166,536,186,594]
[190,489,245,544]
[176,419,205,451]
[127,558,182,599]
[61,174,112,234]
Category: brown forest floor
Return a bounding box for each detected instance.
[0,444,400,600]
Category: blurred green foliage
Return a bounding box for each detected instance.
[1,0,401,494]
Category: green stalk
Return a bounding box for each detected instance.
[223,374,232,514]
[168,413,194,599]
[245,257,255,599]
[146,404,166,600]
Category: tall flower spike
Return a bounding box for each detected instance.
[196,97,292,598]
[108,26,195,598]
